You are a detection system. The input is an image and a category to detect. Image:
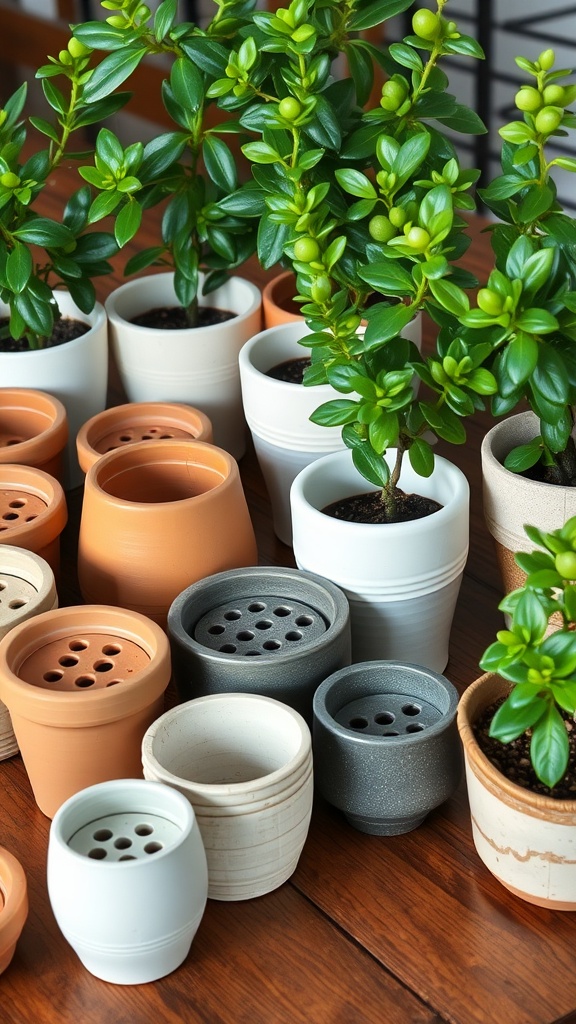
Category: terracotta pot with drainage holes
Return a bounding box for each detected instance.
[0,846,28,975]
[0,605,171,818]
[312,661,462,836]
[47,779,208,984]
[0,389,68,484]
[0,545,58,760]
[0,464,67,578]
[167,566,350,723]
[76,401,213,474]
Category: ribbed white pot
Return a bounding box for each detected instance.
[106,272,262,460]
[0,292,108,489]
[47,779,208,983]
[142,692,313,901]
[290,449,469,672]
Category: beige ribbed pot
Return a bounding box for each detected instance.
[0,389,68,484]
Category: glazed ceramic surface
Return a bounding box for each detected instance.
[0,389,68,483]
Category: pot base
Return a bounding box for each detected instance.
[345,810,427,837]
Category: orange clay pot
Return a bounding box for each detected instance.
[0,464,67,578]
[0,847,28,974]
[76,401,213,474]
[0,604,171,818]
[262,271,303,328]
[77,440,258,626]
[0,389,68,484]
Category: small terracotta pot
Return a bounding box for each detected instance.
[0,604,171,818]
[262,271,303,328]
[77,440,257,626]
[0,545,58,760]
[0,464,67,578]
[0,847,28,975]
[76,401,213,474]
[0,389,68,484]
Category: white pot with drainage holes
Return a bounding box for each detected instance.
[312,661,462,836]
[167,566,350,724]
[0,546,58,760]
[47,779,208,984]
[0,605,171,818]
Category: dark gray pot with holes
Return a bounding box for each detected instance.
[167,566,351,723]
[313,661,462,836]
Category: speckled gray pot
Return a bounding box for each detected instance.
[167,566,351,723]
[313,661,462,836]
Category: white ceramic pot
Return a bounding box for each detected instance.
[290,449,469,672]
[0,292,108,489]
[105,272,262,460]
[47,779,208,983]
[142,692,313,901]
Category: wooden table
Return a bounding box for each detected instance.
[2,166,576,1023]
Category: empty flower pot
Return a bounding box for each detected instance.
[0,388,68,484]
[76,401,213,474]
[0,847,28,975]
[0,464,68,578]
[313,661,462,836]
[142,692,313,901]
[47,779,208,984]
[0,604,171,817]
[168,565,350,723]
[77,439,257,626]
[0,545,58,760]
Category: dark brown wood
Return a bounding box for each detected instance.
[1,155,576,1024]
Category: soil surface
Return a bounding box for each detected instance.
[322,488,443,524]
[130,306,234,329]
[474,698,576,799]
[266,357,311,384]
[0,316,88,352]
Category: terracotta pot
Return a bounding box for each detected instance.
[77,440,257,626]
[0,292,108,489]
[0,389,68,484]
[458,672,576,910]
[262,271,303,328]
[0,847,28,975]
[0,604,171,818]
[0,545,58,760]
[105,272,262,460]
[76,401,213,474]
[481,411,576,598]
[0,464,67,578]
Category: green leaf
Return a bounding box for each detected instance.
[363,302,414,347]
[428,278,470,317]
[348,0,413,32]
[435,102,486,135]
[6,243,32,294]
[13,218,73,247]
[334,168,377,200]
[480,174,529,201]
[518,184,555,223]
[242,141,282,164]
[419,403,466,444]
[504,333,538,386]
[83,47,148,104]
[154,0,177,41]
[358,261,415,296]
[14,289,53,338]
[351,445,390,488]
[408,437,434,477]
[114,201,142,247]
[73,22,128,50]
[515,309,559,334]
[170,57,203,114]
[304,95,341,151]
[388,42,422,72]
[531,707,570,788]
[489,694,547,744]
[202,135,237,192]
[257,213,288,269]
[309,400,359,427]
[180,38,229,79]
[520,247,555,293]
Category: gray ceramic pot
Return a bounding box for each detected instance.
[167,566,351,723]
[313,661,462,836]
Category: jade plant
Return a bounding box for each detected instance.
[72,0,259,328]
[458,49,576,486]
[216,0,496,514]
[480,517,576,789]
[0,40,124,349]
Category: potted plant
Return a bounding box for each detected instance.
[0,44,124,486]
[458,516,576,909]
[71,0,262,459]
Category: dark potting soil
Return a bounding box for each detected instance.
[322,488,443,525]
[266,357,311,384]
[130,306,235,330]
[474,698,576,799]
[0,316,88,352]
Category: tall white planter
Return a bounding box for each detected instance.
[290,449,469,672]
[0,292,108,489]
[106,272,262,460]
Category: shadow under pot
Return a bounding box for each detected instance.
[142,692,313,901]
[0,463,67,579]
[0,604,171,818]
[168,565,350,724]
[76,401,213,475]
[0,389,68,485]
[313,661,462,836]
[77,439,257,627]
[47,779,208,984]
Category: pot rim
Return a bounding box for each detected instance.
[104,270,261,329]
[0,388,68,458]
[0,464,67,542]
[0,846,28,957]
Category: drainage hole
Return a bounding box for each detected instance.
[255,620,272,631]
[285,630,302,642]
[119,855,137,861]
[94,660,114,673]
[58,655,79,668]
[144,842,163,855]
[383,731,400,737]
[224,609,242,621]
[69,640,89,652]
[245,650,262,657]
[208,624,225,635]
[375,712,395,725]
[263,639,282,651]
[248,602,266,613]
[93,829,113,842]
[43,670,63,683]
[8,598,27,609]
[114,837,132,850]
[0,582,5,590]
[25,515,38,522]
[2,513,19,521]
[119,434,132,442]
[106,680,121,687]
[135,824,154,836]
[295,615,314,627]
[8,500,25,509]
[273,606,291,617]
[141,434,154,440]
[102,643,121,656]
[219,644,237,654]
[349,717,369,730]
[236,630,255,642]
[407,723,425,733]
[88,848,107,860]
[75,675,95,688]
[159,433,174,439]
[402,703,421,717]
[6,438,21,446]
